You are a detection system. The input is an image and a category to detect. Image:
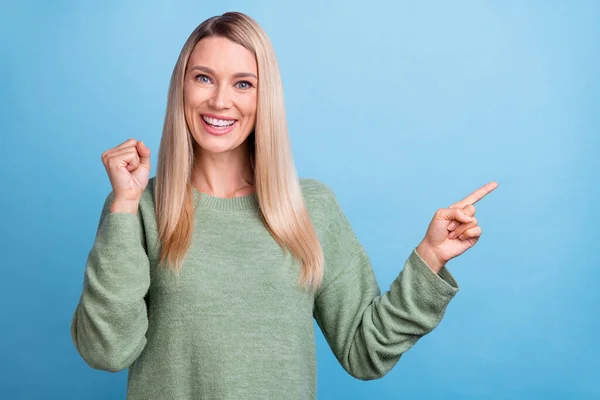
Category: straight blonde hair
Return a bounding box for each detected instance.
[155,12,324,293]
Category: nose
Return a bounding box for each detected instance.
[208,84,232,110]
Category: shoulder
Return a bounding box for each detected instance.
[298,177,339,215]
[298,177,344,232]
[299,177,336,204]
[299,178,364,286]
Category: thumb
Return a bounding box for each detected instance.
[137,141,151,166]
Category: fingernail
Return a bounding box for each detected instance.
[449,231,456,239]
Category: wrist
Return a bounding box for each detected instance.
[416,241,445,274]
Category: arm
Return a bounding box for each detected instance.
[70,191,151,372]
[313,187,460,380]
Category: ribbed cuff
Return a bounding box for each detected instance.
[409,248,460,297]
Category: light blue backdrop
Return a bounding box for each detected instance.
[2,1,598,399]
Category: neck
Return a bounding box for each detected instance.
[193,145,255,198]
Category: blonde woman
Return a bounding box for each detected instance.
[70,11,497,400]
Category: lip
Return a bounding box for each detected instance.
[202,113,237,121]
[200,115,237,136]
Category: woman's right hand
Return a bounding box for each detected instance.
[101,138,151,213]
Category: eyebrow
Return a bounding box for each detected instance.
[189,65,257,80]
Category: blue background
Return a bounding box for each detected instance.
[2,1,599,399]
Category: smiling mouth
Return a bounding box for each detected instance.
[201,115,236,128]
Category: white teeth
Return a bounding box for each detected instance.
[202,115,235,127]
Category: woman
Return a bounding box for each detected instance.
[70,11,497,400]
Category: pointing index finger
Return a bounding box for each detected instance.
[450,181,498,209]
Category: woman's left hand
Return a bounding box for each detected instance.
[416,182,498,273]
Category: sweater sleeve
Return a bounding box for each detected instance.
[312,187,460,380]
[70,191,151,372]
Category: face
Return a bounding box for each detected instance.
[184,36,258,156]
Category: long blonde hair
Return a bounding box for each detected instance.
[155,12,324,293]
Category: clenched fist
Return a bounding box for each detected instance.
[101,138,151,214]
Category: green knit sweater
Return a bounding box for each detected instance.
[70,177,459,399]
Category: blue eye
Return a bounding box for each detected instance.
[236,81,253,89]
[195,74,211,84]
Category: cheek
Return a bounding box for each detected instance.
[239,95,258,121]
[184,84,208,107]
[183,89,194,116]
[182,92,195,121]
[183,90,203,129]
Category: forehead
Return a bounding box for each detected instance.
[188,36,257,75]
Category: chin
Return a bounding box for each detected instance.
[194,134,246,155]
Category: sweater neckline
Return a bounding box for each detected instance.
[192,187,259,211]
